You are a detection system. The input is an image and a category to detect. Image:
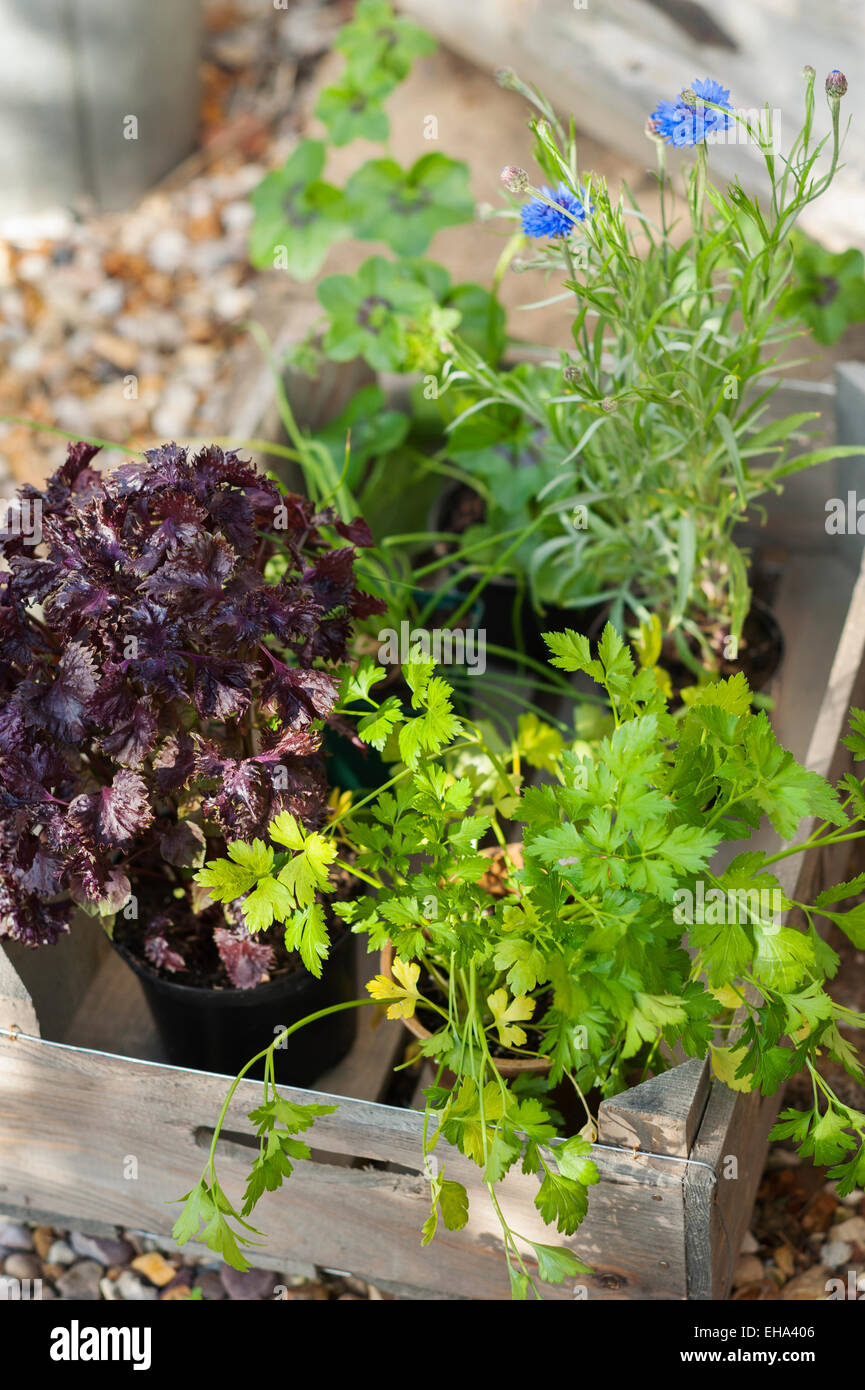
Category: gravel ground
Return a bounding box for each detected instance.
[731,904,865,1302]
[0,1218,390,1301]
[0,0,341,491]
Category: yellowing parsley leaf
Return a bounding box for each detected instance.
[487,987,535,1049]
[366,957,421,1018]
[710,1043,753,1092]
[623,993,687,1058]
[554,1136,600,1186]
[493,936,547,995]
[297,902,330,977]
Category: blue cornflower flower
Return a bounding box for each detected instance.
[650,78,733,147]
[520,182,593,239]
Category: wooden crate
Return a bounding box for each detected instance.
[1,369,864,1299]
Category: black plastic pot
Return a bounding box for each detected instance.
[323,722,388,792]
[430,481,599,665]
[112,925,357,1085]
[588,596,785,695]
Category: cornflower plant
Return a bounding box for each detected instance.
[175,627,865,1296]
[437,65,863,663]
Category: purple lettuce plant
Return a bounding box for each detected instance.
[0,441,382,985]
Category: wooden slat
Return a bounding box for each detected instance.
[3,915,110,1042]
[0,950,39,1038]
[598,1057,710,1158]
[683,1083,780,1300]
[0,1033,690,1298]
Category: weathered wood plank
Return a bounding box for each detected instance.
[3,915,110,1042]
[683,1081,780,1299]
[0,951,39,1039]
[0,1034,688,1298]
[599,1057,710,1158]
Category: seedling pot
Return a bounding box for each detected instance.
[111,926,357,1085]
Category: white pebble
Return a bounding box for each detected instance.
[147,228,189,274]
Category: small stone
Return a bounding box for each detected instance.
[281,1281,329,1300]
[91,331,139,371]
[46,1240,75,1267]
[56,1260,103,1300]
[338,1293,362,1300]
[781,1267,831,1300]
[739,1231,759,1254]
[221,201,254,235]
[773,1245,795,1278]
[186,211,224,242]
[160,1284,194,1300]
[147,229,189,275]
[0,1221,34,1251]
[43,1264,65,1282]
[732,1254,764,1288]
[87,281,126,317]
[833,1183,863,1208]
[801,1190,839,1233]
[100,1276,121,1301]
[212,286,252,321]
[764,1147,802,1170]
[70,1231,135,1267]
[115,1269,158,1302]
[220,1264,279,1301]
[16,252,49,282]
[834,1215,865,1248]
[210,25,260,68]
[3,1252,42,1281]
[280,2,341,56]
[9,341,43,372]
[151,381,198,437]
[31,1227,54,1260]
[195,1269,226,1301]
[130,1252,176,1287]
[821,1240,852,1269]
